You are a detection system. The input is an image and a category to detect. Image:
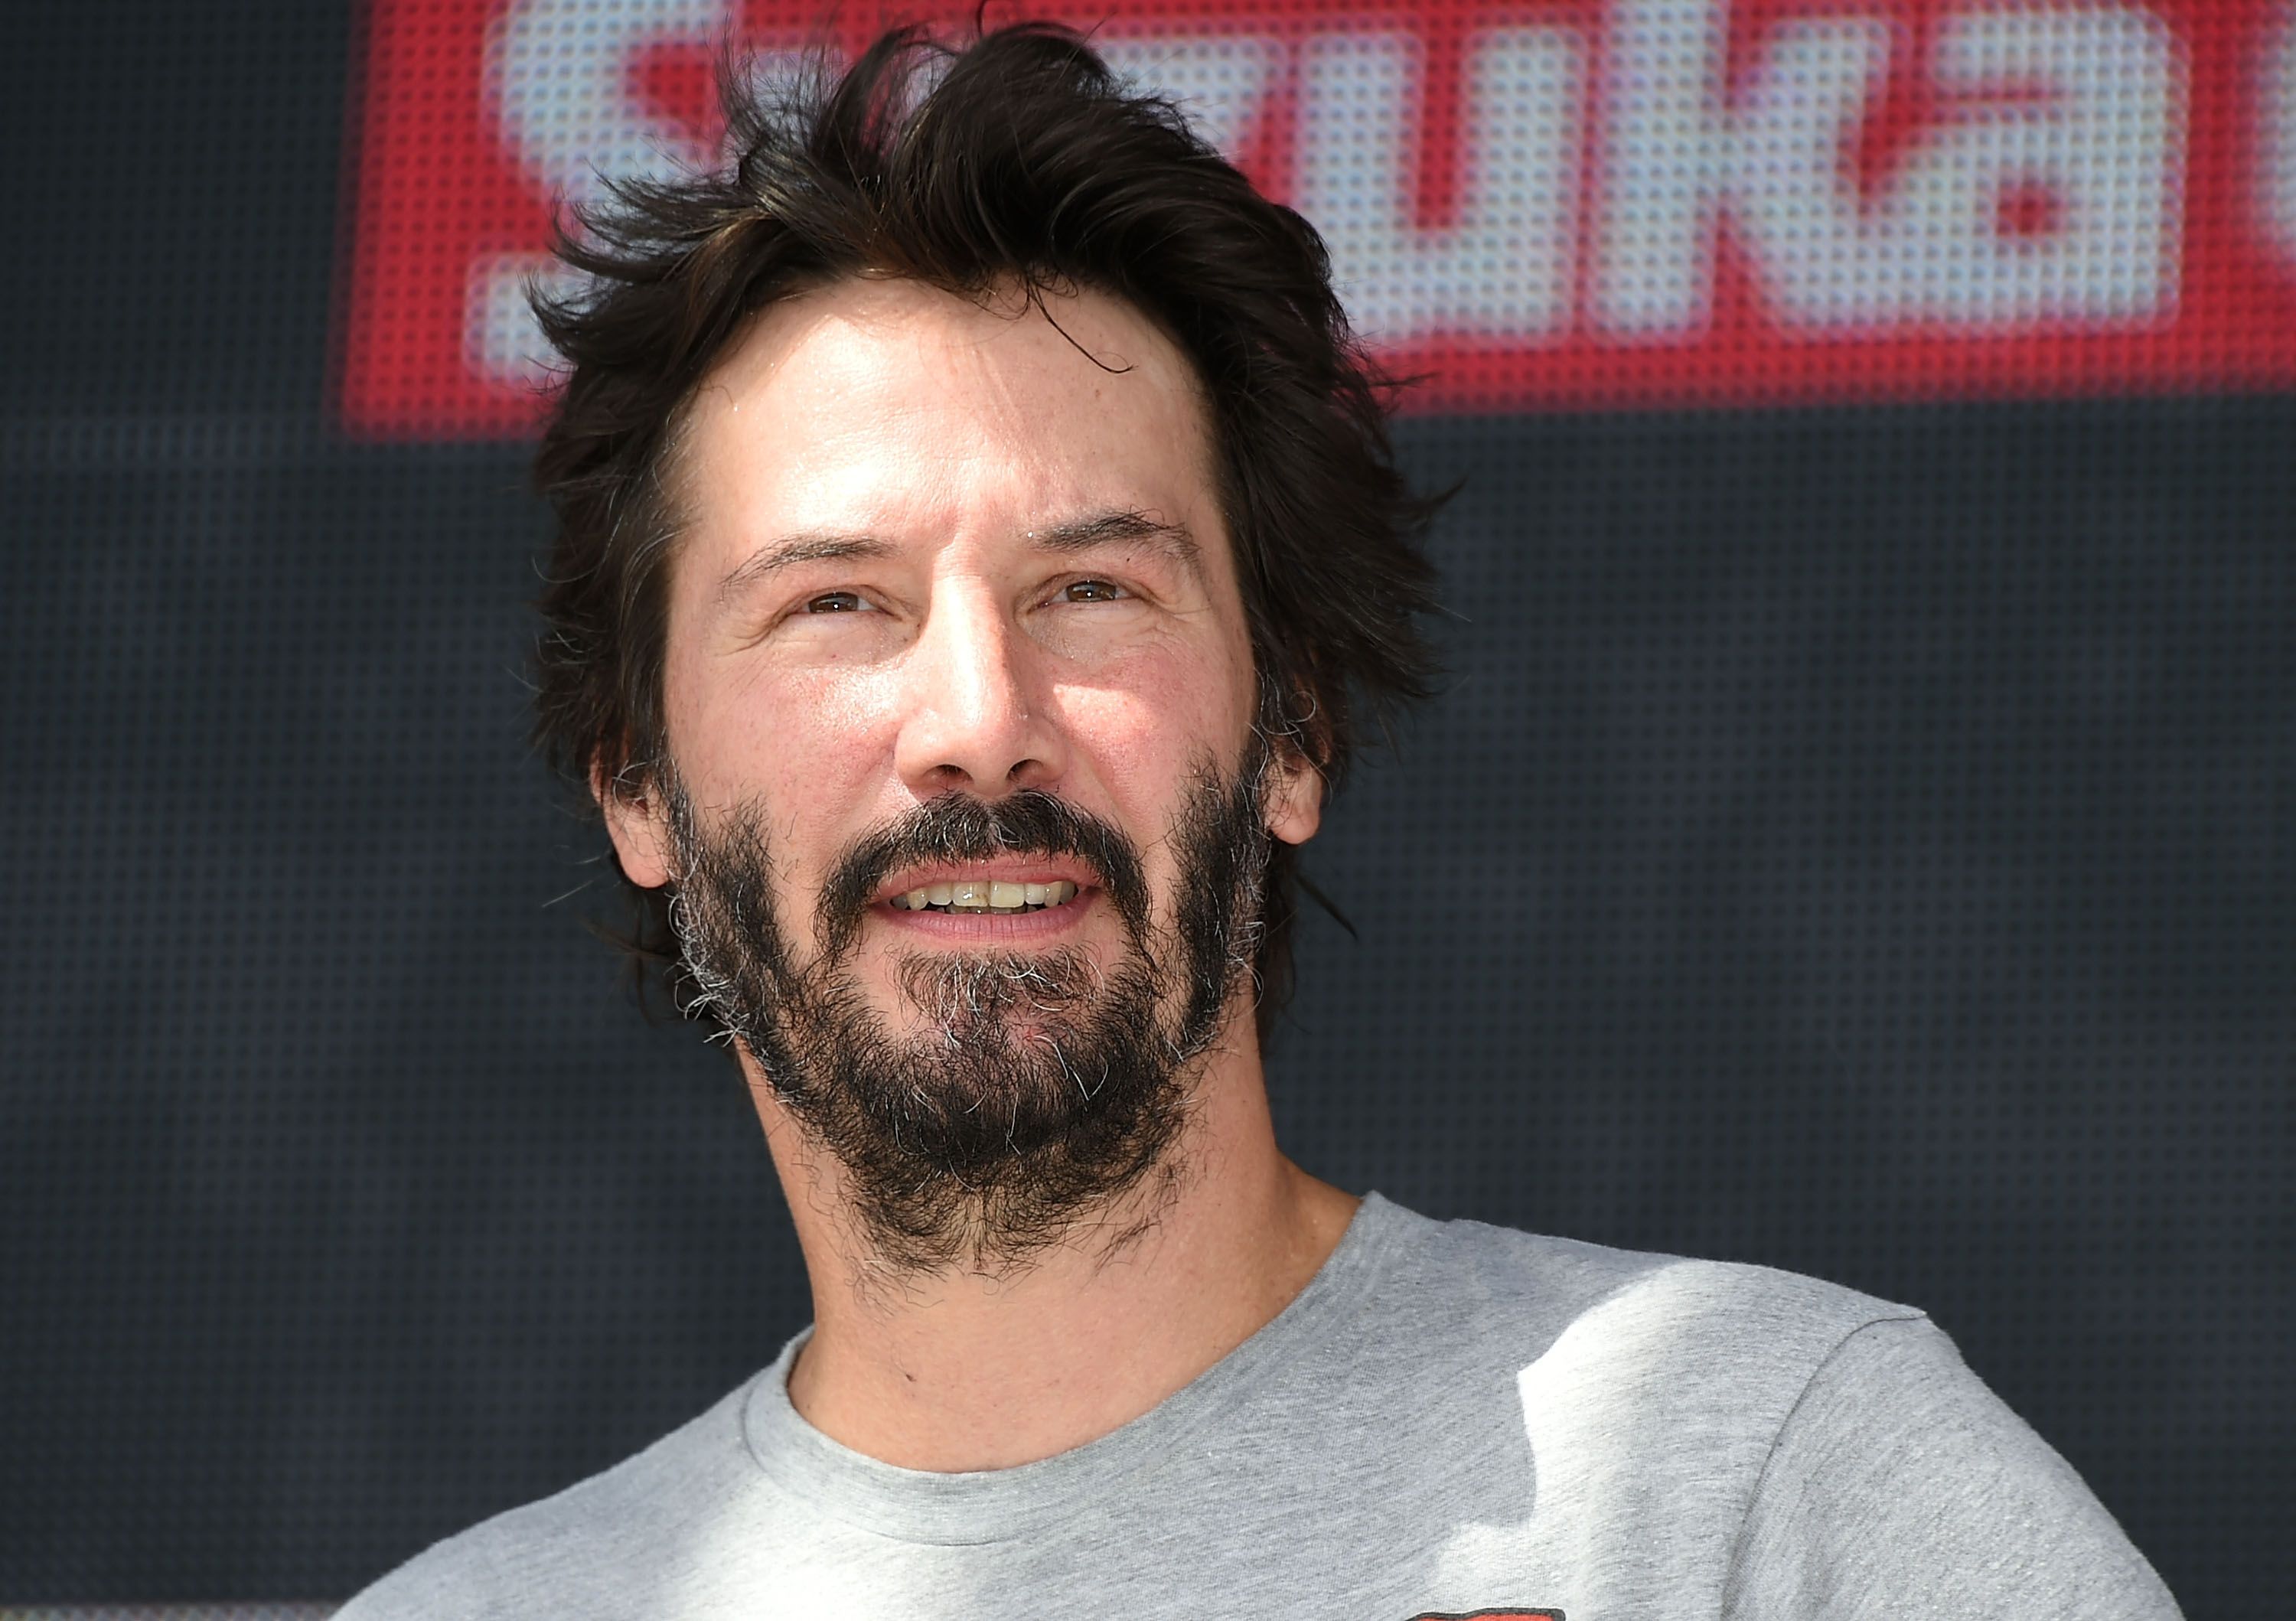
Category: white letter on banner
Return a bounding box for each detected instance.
[1590,0,1743,338]
[1099,34,1286,158]
[1593,0,1893,337]
[472,0,735,386]
[1295,28,1585,342]
[1861,6,2182,328]
[1712,18,1896,329]
[2264,4,2296,266]
[1595,0,2180,337]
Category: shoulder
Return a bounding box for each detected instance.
[334,1376,765,1621]
[1362,1201,2178,1615]
[1729,1303,2181,1615]
[1363,1195,1929,1409]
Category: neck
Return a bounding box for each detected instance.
[739,1014,1358,1472]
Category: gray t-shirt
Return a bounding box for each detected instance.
[340,1194,2177,1618]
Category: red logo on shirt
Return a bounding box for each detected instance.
[1409,1611,1563,1620]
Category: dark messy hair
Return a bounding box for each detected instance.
[530,19,1442,1037]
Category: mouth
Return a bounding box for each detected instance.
[885,877,1083,915]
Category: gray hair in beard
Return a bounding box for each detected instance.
[660,740,1275,1274]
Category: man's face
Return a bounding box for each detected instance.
[603,278,1319,1267]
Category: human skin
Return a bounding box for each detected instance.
[598,276,1360,1470]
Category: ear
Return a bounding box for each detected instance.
[592,753,677,889]
[1264,738,1324,848]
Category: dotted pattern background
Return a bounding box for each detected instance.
[2,0,2289,1612]
[0,1610,334,1620]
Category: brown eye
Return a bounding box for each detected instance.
[1062,579,1127,603]
[805,591,870,613]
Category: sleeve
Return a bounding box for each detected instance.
[1721,1314,2182,1621]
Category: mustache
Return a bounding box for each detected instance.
[815,790,1153,959]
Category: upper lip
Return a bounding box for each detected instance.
[872,857,1101,905]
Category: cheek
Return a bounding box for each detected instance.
[667,654,895,830]
[1062,610,1257,734]
[1053,660,1252,826]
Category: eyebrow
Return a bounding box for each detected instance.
[712,510,1203,606]
[1028,510,1204,579]
[713,533,895,608]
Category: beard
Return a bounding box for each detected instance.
[660,741,1275,1274]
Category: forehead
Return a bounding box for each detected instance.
[670,278,1228,574]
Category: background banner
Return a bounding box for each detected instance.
[344,0,2296,426]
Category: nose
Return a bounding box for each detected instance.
[894,582,1065,797]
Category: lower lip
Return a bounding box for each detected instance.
[873,888,1097,941]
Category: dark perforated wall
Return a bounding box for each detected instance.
[2,0,2288,1613]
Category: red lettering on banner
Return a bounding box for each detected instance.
[338,0,2296,434]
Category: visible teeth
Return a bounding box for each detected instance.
[895,877,1084,914]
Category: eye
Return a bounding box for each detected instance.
[1059,579,1129,604]
[803,590,873,614]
